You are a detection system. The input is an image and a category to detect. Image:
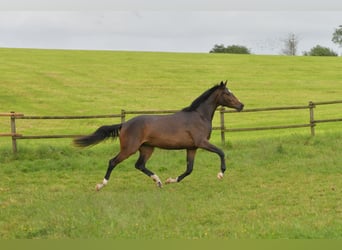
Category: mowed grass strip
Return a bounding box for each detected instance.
[1,48,341,113]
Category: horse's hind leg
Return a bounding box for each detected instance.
[96,151,130,191]
[135,145,162,187]
[166,149,197,184]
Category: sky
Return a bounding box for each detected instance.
[0,1,341,55]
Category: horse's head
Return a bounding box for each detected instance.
[216,81,244,112]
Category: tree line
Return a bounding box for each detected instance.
[210,25,342,56]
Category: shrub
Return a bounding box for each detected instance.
[210,44,251,54]
[303,45,338,56]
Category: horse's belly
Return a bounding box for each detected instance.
[145,131,195,149]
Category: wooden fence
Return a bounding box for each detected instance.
[1,100,341,153]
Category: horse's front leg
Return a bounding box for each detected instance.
[166,149,197,184]
[198,140,226,180]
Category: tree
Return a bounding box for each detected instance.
[282,33,299,56]
[225,45,251,54]
[303,45,337,56]
[210,44,226,53]
[210,44,251,54]
[332,25,342,47]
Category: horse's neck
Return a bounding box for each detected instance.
[196,97,218,122]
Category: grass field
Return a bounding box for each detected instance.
[0,48,341,239]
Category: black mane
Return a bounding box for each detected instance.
[182,84,221,112]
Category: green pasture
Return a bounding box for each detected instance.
[0,48,341,138]
[0,48,341,239]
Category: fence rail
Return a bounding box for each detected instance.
[1,100,341,153]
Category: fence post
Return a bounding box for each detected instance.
[309,101,315,136]
[220,106,225,145]
[121,109,126,123]
[10,111,18,153]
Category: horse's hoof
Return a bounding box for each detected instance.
[217,172,224,180]
[166,177,178,184]
[151,174,163,188]
[95,183,103,191]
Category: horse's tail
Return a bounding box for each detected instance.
[73,124,122,147]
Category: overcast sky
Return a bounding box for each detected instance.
[0,1,341,55]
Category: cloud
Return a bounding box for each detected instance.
[1,0,342,10]
[0,11,341,54]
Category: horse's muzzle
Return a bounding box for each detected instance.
[237,103,244,112]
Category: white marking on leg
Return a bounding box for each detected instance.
[102,178,108,186]
[151,174,162,188]
[217,172,224,180]
[95,178,108,191]
[166,177,178,184]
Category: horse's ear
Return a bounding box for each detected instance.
[224,80,227,86]
[220,81,225,87]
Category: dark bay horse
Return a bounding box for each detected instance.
[74,81,244,191]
